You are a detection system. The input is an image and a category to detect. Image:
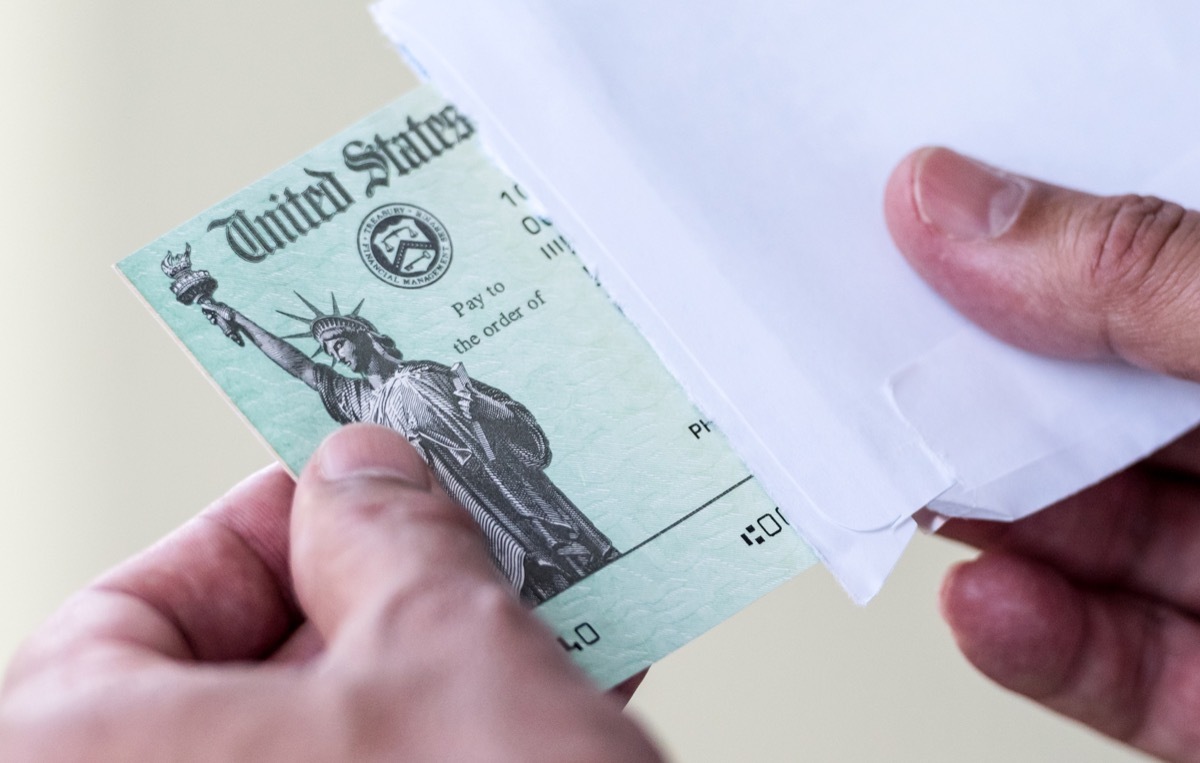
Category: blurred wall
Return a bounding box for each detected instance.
[0,2,1143,760]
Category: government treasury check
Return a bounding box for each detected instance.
[117,83,817,688]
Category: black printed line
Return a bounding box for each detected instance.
[539,475,754,605]
[621,476,754,557]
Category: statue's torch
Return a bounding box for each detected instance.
[160,244,244,346]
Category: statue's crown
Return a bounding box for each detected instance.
[278,292,375,356]
[311,314,377,342]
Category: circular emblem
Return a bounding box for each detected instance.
[357,204,453,288]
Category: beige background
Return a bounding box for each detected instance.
[0,2,1145,760]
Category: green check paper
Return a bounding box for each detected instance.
[118,84,816,687]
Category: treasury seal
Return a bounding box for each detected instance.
[357,203,453,288]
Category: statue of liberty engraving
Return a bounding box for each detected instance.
[161,249,619,604]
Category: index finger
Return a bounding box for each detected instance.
[937,466,1200,615]
[7,465,301,684]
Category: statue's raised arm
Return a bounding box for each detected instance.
[160,249,324,389]
[201,302,323,390]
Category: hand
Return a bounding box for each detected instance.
[0,424,659,762]
[200,300,236,324]
[201,300,245,346]
[886,148,1200,761]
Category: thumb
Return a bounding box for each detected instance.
[885,147,1200,380]
[288,425,662,761]
[290,423,508,645]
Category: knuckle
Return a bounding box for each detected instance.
[1086,194,1189,302]
[325,673,417,758]
[390,576,520,642]
[336,557,518,659]
[318,486,482,570]
[456,581,526,631]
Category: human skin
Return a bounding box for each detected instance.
[0,424,659,762]
[886,147,1200,762]
[8,145,1198,762]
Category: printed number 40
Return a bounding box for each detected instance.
[558,622,600,652]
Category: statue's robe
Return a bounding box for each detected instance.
[313,360,619,603]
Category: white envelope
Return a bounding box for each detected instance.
[372,0,1200,602]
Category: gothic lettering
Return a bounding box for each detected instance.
[342,101,477,197]
[206,167,354,263]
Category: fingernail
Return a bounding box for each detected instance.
[913,148,1029,241]
[315,425,431,489]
